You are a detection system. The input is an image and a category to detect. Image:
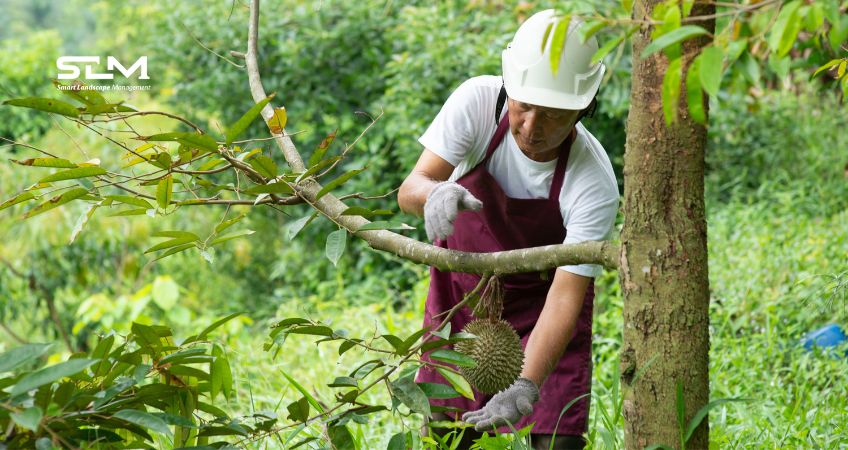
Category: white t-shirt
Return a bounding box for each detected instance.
[419,75,619,278]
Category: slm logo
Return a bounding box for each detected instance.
[56,56,149,80]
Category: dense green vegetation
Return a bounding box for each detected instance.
[0,0,846,448]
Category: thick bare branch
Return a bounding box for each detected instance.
[244,0,619,273]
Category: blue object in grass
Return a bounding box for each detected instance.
[801,324,847,355]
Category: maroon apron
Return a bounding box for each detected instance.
[415,115,594,435]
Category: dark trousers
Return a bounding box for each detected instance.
[424,412,586,450]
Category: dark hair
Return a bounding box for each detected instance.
[495,80,599,125]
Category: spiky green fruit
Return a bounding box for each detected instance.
[454,319,524,394]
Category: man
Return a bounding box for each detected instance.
[398,10,619,450]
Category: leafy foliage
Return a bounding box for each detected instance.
[0,316,254,448]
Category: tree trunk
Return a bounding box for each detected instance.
[620,1,715,449]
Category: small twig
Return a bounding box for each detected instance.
[315,109,384,179]
[337,188,399,202]
[180,20,246,69]
[0,136,58,158]
[85,111,203,133]
[0,323,27,345]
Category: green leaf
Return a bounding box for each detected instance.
[685,59,706,125]
[144,237,197,254]
[549,15,571,77]
[280,369,325,413]
[390,375,431,416]
[592,34,626,65]
[144,132,218,153]
[296,155,342,182]
[287,213,318,241]
[325,229,347,267]
[621,0,633,14]
[768,0,802,57]
[152,230,201,240]
[676,381,686,446]
[356,221,414,232]
[80,103,136,115]
[289,325,333,336]
[286,396,311,422]
[105,195,153,209]
[0,344,52,373]
[641,25,709,58]
[662,57,683,126]
[684,398,750,442]
[226,94,274,146]
[249,154,278,179]
[210,343,233,400]
[341,206,374,217]
[698,46,723,97]
[196,312,243,342]
[0,191,36,211]
[107,207,149,217]
[429,349,477,368]
[2,97,80,117]
[328,425,356,450]
[22,188,89,219]
[215,212,247,233]
[812,59,842,79]
[388,431,411,450]
[114,409,173,438]
[308,129,338,167]
[156,175,173,209]
[381,334,405,353]
[12,157,77,168]
[38,166,106,183]
[315,168,365,200]
[11,406,43,432]
[541,22,553,54]
[436,367,474,400]
[69,201,100,244]
[53,80,106,105]
[209,229,255,246]
[579,20,607,43]
[328,376,359,388]
[418,382,460,399]
[12,359,97,396]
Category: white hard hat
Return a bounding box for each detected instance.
[502,10,605,110]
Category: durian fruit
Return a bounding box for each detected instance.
[454,319,524,394]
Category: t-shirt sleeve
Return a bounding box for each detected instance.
[558,172,620,278]
[418,79,491,167]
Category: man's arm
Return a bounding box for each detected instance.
[520,269,591,387]
[397,149,456,216]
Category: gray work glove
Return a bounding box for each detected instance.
[461,377,540,432]
[424,181,483,241]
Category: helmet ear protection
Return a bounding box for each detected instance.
[502,10,605,111]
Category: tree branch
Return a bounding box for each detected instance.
[244,0,620,273]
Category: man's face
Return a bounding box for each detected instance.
[507,98,581,162]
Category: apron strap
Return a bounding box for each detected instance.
[494,83,507,126]
[548,128,577,201]
[483,114,511,163]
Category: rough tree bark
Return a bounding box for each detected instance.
[620,1,715,449]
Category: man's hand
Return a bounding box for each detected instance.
[424,181,483,241]
[461,377,539,432]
